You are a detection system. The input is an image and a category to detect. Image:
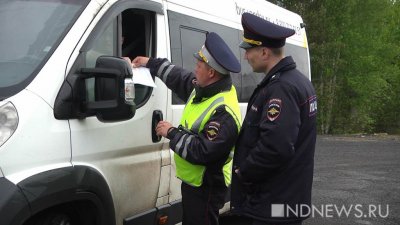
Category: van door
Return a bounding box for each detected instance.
[65,2,168,224]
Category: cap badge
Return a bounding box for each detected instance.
[243,37,262,46]
[198,47,209,63]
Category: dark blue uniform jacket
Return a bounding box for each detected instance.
[231,56,317,223]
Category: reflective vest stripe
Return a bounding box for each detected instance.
[224,104,241,133]
[185,91,196,106]
[229,150,235,159]
[162,65,175,83]
[157,61,170,77]
[175,133,188,154]
[191,97,224,133]
[157,61,175,83]
[181,135,194,159]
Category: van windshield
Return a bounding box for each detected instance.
[0,0,89,100]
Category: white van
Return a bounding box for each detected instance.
[0,0,310,224]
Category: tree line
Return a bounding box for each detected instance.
[269,0,400,134]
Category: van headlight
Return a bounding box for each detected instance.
[0,102,18,147]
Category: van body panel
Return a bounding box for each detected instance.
[64,1,169,224]
[154,12,173,207]
[0,90,71,183]
[70,98,165,224]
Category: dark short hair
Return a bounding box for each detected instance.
[269,47,283,56]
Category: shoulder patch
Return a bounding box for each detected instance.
[206,121,220,141]
[309,96,317,117]
[267,98,282,121]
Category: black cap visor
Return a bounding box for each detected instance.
[193,52,203,62]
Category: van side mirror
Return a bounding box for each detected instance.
[54,56,136,122]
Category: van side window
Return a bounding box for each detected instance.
[180,27,207,71]
[238,44,310,102]
[121,9,155,107]
[284,44,310,79]
[172,27,207,104]
[85,20,117,68]
[168,11,241,104]
[239,48,266,102]
[74,9,155,109]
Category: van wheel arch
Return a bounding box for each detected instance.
[17,166,115,225]
[24,201,97,225]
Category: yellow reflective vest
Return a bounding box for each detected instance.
[175,85,241,187]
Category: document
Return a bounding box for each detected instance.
[131,67,157,88]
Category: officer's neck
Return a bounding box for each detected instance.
[200,76,222,88]
[265,56,284,74]
[193,76,232,103]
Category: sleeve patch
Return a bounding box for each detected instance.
[309,96,317,117]
[267,98,282,121]
[206,121,220,141]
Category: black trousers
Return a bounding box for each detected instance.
[181,182,227,225]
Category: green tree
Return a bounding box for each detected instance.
[270,0,400,134]
[373,0,400,133]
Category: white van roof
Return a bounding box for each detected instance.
[166,0,306,47]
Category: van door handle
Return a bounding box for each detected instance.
[152,110,163,143]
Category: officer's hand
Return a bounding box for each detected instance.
[122,57,132,65]
[235,168,257,193]
[132,56,149,68]
[235,169,242,180]
[156,121,173,137]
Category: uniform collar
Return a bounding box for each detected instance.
[259,56,296,87]
[193,76,232,103]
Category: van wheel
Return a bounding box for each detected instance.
[27,212,75,225]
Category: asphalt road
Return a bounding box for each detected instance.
[220,135,400,225]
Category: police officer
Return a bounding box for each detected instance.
[132,32,241,225]
[231,13,317,225]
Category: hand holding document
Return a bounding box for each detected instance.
[131,67,156,88]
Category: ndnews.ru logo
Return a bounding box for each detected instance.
[271,204,389,218]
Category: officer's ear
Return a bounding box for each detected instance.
[261,47,272,61]
[261,47,269,56]
[208,68,217,78]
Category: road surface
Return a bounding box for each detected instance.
[220,135,400,225]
